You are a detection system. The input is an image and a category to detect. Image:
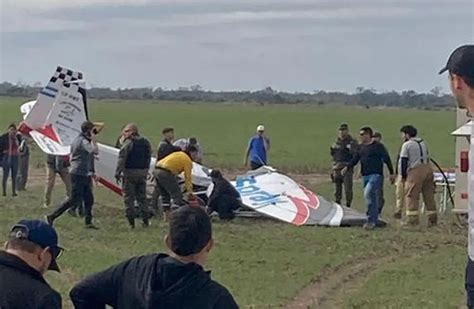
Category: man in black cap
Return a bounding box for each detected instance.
[157,127,181,161]
[0,219,63,308]
[46,121,99,229]
[439,45,474,308]
[70,206,238,308]
[330,123,358,207]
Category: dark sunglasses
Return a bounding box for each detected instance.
[48,246,63,260]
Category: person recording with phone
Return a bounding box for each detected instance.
[46,121,100,229]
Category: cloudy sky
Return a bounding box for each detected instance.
[0,0,473,93]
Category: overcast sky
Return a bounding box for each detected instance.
[0,0,473,93]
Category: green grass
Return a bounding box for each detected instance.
[0,96,467,308]
[0,96,456,172]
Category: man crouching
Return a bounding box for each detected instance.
[70,206,238,308]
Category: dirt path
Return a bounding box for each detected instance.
[285,254,406,309]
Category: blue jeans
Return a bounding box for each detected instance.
[362,174,383,224]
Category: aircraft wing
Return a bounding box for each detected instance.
[233,167,369,226]
[19,66,87,155]
[94,144,212,195]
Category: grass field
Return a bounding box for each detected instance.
[0,96,467,308]
[0,96,457,171]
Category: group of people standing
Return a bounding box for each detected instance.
[330,123,437,230]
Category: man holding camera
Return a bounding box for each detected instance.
[46,121,99,229]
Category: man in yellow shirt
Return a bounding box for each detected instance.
[154,146,199,212]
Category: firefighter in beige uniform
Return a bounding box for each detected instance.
[438,44,474,308]
[399,125,437,226]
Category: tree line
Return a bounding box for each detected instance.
[0,82,454,109]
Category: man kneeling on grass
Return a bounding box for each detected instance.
[70,206,239,309]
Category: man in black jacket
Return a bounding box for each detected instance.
[0,219,63,308]
[0,123,22,197]
[343,127,395,230]
[208,170,241,220]
[70,206,238,309]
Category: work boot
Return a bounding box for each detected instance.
[85,224,100,230]
[45,215,54,226]
[127,217,135,229]
[67,208,78,217]
[363,222,376,230]
[142,219,150,228]
[427,216,438,228]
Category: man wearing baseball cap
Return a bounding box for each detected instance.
[439,44,474,308]
[244,124,271,170]
[0,219,63,308]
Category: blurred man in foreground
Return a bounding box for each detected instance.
[0,219,63,308]
[438,44,474,308]
[70,206,238,308]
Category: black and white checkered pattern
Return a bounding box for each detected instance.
[47,66,84,92]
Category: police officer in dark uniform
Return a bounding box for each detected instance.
[115,123,152,229]
[330,123,358,207]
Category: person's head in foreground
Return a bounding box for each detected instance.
[166,206,213,265]
[162,127,175,142]
[256,125,265,136]
[439,45,474,115]
[122,123,139,140]
[69,206,238,308]
[186,145,199,162]
[7,123,17,136]
[4,219,63,275]
[358,126,373,144]
[400,125,417,142]
[338,123,349,139]
[372,132,382,143]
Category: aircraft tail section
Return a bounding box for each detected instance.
[19,66,87,155]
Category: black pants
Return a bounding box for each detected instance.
[250,161,264,170]
[2,156,18,196]
[209,195,241,220]
[50,174,94,225]
[466,257,474,308]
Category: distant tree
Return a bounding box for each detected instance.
[430,86,443,97]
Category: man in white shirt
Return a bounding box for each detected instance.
[439,44,474,308]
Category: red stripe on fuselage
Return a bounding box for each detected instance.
[96,176,123,196]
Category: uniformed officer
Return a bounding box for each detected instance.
[115,123,152,229]
[438,44,474,308]
[330,123,358,207]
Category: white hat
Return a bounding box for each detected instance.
[257,125,265,132]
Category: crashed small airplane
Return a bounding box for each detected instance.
[20,66,371,227]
